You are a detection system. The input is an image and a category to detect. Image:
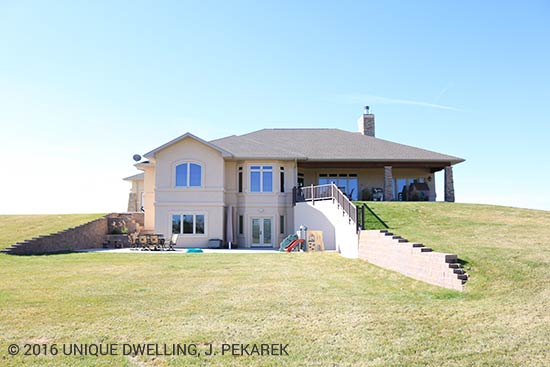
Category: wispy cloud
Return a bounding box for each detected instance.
[433,82,453,104]
[337,93,461,111]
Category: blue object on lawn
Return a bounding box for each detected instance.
[186,248,203,253]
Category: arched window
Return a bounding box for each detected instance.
[175,163,202,187]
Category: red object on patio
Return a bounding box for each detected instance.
[285,239,305,252]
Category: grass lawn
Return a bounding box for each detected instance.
[0,214,105,250]
[0,204,549,366]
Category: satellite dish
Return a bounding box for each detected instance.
[132,154,142,162]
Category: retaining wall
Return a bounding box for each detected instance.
[1,213,145,255]
[358,230,467,291]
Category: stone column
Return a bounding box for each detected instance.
[383,166,394,201]
[444,166,455,202]
[127,192,138,212]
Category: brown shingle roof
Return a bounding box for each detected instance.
[211,129,464,164]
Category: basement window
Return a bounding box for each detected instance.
[172,214,206,235]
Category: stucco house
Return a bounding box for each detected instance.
[124,109,464,249]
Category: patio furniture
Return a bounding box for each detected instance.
[371,187,384,201]
[408,181,430,201]
[137,235,149,250]
[149,235,160,251]
[128,233,139,249]
[166,234,178,251]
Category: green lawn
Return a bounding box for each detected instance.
[0,204,549,366]
[0,214,105,249]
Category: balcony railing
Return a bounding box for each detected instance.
[293,184,359,231]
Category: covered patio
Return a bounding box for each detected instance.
[297,160,456,202]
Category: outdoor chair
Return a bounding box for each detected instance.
[166,234,178,251]
[128,233,139,249]
[149,235,160,251]
[158,236,166,250]
[138,235,149,250]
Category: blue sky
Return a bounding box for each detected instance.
[1,1,549,213]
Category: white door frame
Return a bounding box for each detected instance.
[250,217,273,247]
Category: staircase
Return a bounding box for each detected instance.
[358,230,468,290]
[293,184,360,257]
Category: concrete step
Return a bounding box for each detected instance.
[419,247,433,252]
[444,254,459,263]
[398,239,409,243]
[448,263,463,269]
[457,273,468,280]
[392,235,402,239]
[384,232,394,236]
[453,268,465,275]
[411,243,424,247]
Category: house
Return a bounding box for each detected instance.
[124,109,464,249]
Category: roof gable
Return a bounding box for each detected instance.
[143,132,233,159]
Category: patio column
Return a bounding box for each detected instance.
[384,166,394,201]
[444,166,455,202]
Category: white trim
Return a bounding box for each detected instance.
[144,132,233,159]
[248,163,274,193]
[170,212,208,237]
[173,159,204,188]
[250,216,273,247]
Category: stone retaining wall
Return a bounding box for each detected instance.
[3,217,108,255]
[358,230,467,291]
[1,213,145,255]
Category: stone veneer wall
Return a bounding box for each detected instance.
[1,213,145,255]
[444,166,455,202]
[358,230,467,291]
[383,166,394,201]
[127,192,139,212]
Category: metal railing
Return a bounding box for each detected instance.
[295,184,359,231]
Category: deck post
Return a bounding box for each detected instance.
[384,166,394,201]
[444,166,455,202]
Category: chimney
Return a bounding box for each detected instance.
[357,105,375,137]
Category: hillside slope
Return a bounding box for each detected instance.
[366,202,550,296]
[0,205,548,366]
[0,214,105,249]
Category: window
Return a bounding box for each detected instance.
[175,163,202,187]
[280,167,285,193]
[250,165,273,192]
[394,177,427,200]
[238,167,243,193]
[318,173,358,200]
[238,215,244,235]
[297,173,305,187]
[172,214,205,235]
[280,215,285,234]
